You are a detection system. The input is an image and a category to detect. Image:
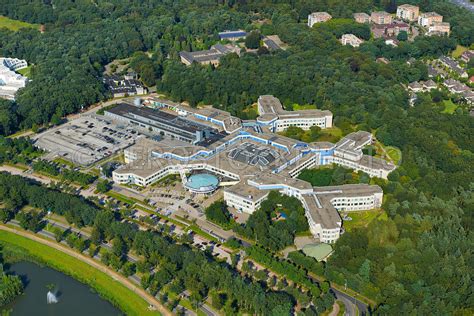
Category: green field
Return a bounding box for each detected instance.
[292,103,317,110]
[316,127,343,142]
[16,66,32,77]
[384,146,402,165]
[0,230,158,315]
[442,99,458,114]
[452,45,468,58]
[0,16,39,31]
[342,210,386,232]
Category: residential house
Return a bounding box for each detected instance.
[461,50,474,63]
[371,11,392,25]
[462,90,474,105]
[308,12,332,27]
[408,82,423,92]
[396,4,420,22]
[340,34,364,47]
[422,80,437,91]
[372,22,409,39]
[385,38,400,47]
[443,79,470,94]
[439,56,468,78]
[354,13,370,23]
[418,12,443,27]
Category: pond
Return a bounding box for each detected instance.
[3,261,121,316]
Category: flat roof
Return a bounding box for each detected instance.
[106,103,210,134]
[303,194,341,229]
[225,181,269,201]
[258,95,332,119]
[313,184,383,197]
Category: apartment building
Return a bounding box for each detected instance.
[371,11,392,25]
[418,12,443,27]
[396,4,420,22]
[354,13,370,23]
[308,12,332,27]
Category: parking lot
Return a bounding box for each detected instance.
[34,115,140,166]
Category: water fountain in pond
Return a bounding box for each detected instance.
[47,291,58,304]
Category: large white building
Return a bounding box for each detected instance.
[257,95,333,132]
[111,97,396,243]
[0,58,28,100]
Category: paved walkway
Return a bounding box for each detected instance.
[0,225,171,316]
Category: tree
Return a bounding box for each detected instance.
[112,236,126,257]
[205,201,232,227]
[96,180,112,193]
[245,31,261,49]
[397,31,408,41]
[52,227,64,242]
[0,209,14,223]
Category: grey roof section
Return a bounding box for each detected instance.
[313,184,383,196]
[228,142,280,167]
[303,194,341,229]
[225,181,269,201]
[179,44,238,64]
[439,56,467,76]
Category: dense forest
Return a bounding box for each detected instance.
[0,0,473,314]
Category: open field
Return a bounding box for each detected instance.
[292,103,317,110]
[0,229,159,315]
[16,65,32,77]
[451,45,468,58]
[0,16,39,31]
[442,99,458,114]
[315,126,343,142]
[342,209,386,232]
[384,146,402,165]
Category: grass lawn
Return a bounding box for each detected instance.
[106,190,141,205]
[452,45,468,58]
[316,127,343,142]
[53,157,76,168]
[16,66,32,77]
[442,99,458,114]
[0,15,39,31]
[342,209,385,232]
[292,103,317,110]
[337,300,346,316]
[384,146,402,165]
[0,230,158,315]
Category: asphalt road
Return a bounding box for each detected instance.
[332,287,368,316]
